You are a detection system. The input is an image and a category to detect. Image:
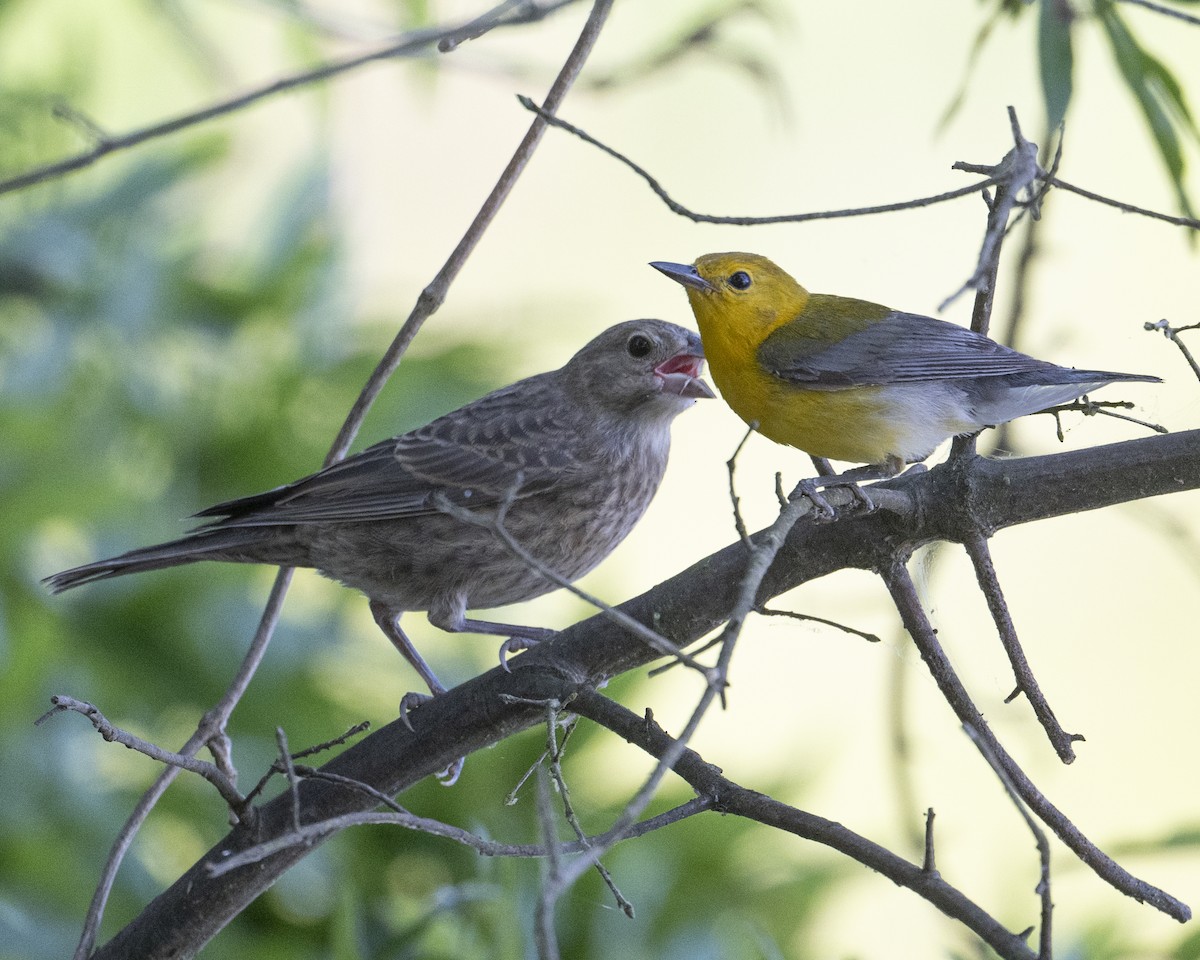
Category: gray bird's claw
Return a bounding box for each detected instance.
[436,756,465,786]
[499,636,542,672]
[399,690,434,731]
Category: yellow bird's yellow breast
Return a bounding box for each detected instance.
[702,322,974,465]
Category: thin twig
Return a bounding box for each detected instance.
[572,689,1039,960]
[242,721,371,806]
[1047,176,1200,229]
[756,605,881,644]
[325,2,611,464]
[943,107,1041,316]
[0,0,579,198]
[881,559,1189,922]
[37,696,245,810]
[71,568,293,960]
[518,95,1002,225]
[542,703,633,917]
[209,788,713,877]
[965,723,1054,960]
[727,424,757,546]
[275,728,303,837]
[535,767,564,960]
[962,534,1082,763]
[1145,318,1200,382]
[1118,0,1200,27]
[517,92,1200,241]
[1043,398,1168,439]
[433,489,714,679]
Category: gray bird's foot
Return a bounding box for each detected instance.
[499,635,543,672]
[436,756,465,786]
[399,690,434,732]
[397,690,467,787]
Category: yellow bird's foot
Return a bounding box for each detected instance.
[791,458,905,519]
[789,477,874,519]
[790,479,837,519]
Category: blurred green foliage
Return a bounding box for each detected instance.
[2,2,1199,959]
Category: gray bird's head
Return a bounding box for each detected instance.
[562,319,714,421]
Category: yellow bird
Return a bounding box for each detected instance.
[652,252,1159,481]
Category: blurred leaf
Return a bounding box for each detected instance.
[938,2,1019,132]
[1038,0,1074,131]
[1098,1,1198,219]
[1174,924,1200,960]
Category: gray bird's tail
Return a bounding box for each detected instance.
[44,527,278,594]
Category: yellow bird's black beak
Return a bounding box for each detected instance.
[650,261,715,293]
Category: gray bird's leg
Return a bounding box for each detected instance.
[427,600,557,672]
[370,600,447,696]
[368,600,464,786]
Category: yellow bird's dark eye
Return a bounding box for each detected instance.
[728,271,752,290]
[627,333,653,358]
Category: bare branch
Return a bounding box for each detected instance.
[242,721,371,806]
[755,605,882,645]
[943,107,1041,316]
[571,690,1039,960]
[517,95,1003,224]
[727,424,757,546]
[1119,0,1200,27]
[1048,176,1200,229]
[325,2,611,465]
[922,808,937,874]
[962,534,1082,763]
[1145,318,1200,382]
[37,696,245,811]
[880,559,1188,922]
[72,569,293,960]
[0,0,580,198]
[516,95,1200,237]
[965,723,1054,960]
[433,489,713,678]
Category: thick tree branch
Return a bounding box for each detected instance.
[90,430,1200,958]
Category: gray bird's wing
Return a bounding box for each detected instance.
[194,375,586,527]
[759,311,1060,388]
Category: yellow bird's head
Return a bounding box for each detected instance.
[650,253,810,350]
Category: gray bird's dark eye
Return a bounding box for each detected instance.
[728,271,752,290]
[627,334,653,358]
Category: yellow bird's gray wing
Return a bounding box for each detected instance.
[759,311,1158,388]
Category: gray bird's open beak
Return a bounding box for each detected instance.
[650,260,715,292]
[654,352,715,399]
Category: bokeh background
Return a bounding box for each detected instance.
[3,1,1199,957]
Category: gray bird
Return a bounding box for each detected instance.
[46,320,713,703]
